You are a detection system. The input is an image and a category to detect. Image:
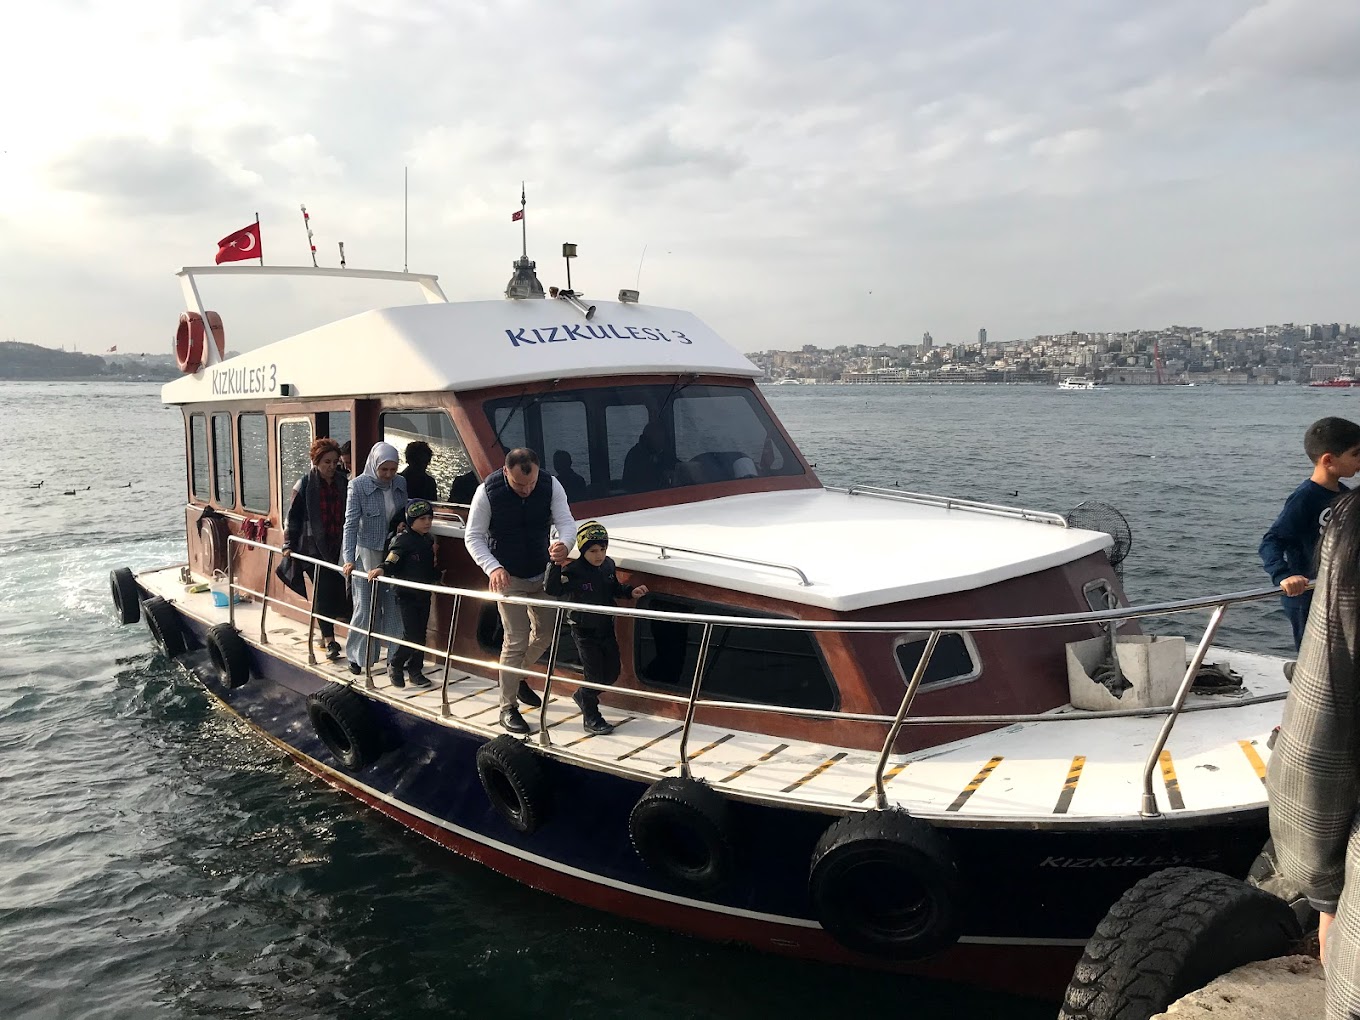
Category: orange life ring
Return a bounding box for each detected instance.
[175,311,226,373]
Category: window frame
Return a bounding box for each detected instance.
[210,411,236,508]
[188,412,211,503]
[236,411,270,514]
[891,631,982,693]
[378,406,477,502]
[276,415,315,516]
[632,591,840,712]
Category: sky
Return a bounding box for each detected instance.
[2,0,1358,355]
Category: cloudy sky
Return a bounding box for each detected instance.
[2,0,1358,355]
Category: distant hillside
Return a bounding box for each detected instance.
[0,342,179,380]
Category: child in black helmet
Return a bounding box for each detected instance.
[545,520,648,734]
[368,499,439,689]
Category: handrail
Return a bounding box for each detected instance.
[607,535,813,587]
[831,484,1070,527]
[223,534,1291,815]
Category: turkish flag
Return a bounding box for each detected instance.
[215,222,262,264]
[511,209,524,222]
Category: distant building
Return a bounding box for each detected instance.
[921,331,933,351]
[978,328,987,344]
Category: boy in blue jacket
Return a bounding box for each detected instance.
[1260,416,1360,650]
[545,521,648,735]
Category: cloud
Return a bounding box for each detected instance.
[48,136,257,215]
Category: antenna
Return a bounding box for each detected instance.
[338,241,346,269]
[403,166,409,273]
[636,243,648,288]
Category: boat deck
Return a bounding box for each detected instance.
[139,566,1287,827]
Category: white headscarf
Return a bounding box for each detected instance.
[362,441,401,521]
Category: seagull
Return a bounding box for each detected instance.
[119,482,133,488]
[28,480,42,489]
[1007,490,1019,498]
[62,489,75,496]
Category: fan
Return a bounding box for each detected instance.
[1064,500,1133,568]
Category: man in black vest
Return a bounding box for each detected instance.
[465,448,577,733]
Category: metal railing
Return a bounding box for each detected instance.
[224,535,1289,820]
[606,535,813,586]
[829,485,1070,527]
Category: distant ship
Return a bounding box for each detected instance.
[1057,377,1101,390]
[1308,377,1360,388]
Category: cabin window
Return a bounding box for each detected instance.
[319,410,351,448]
[189,414,210,501]
[540,399,592,501]
[634,595,836,711]
[237,412,269,513]
[484,383,803,498]
[380,409,476,504]
[211,413,235,507]
[893,632,980,691]
[278,417,313,504]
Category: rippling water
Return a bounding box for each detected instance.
[0,381,1344,1019]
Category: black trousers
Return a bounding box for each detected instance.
[572,628,620,711]
[310,564,349,640]
[391,593,431,671]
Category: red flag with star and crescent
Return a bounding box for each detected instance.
[215,222,262,264]
[511,209,524,222]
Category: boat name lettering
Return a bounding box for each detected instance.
[211,363,278,396]
[1038,853,1218,869]
[505,324,692,348]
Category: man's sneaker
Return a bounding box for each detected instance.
[500,706,530,734]
[517,680,542,708]
[582,711,615,736]
[408,669,433,688]
[389,667,406,689]
[1283,660,1296,682]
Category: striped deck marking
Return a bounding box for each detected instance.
[465,695,557,721]
[661,733,735,774]
[947,756,1004,812]
[561,716,637,748]
[447,684,497,706]
[1052,755,1086,815]
[851,762,909,805]
[617,725,684,762]
[781,752,847,793]
[719,743,789,784]
[546,711,583,730]
[1238,740,1267,785]
[1159,750,1186,810]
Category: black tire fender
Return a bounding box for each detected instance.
[476,734,549,835]
[808,809,961,960]
[142,596,187,658]
[110,567,140,625]
[1058,866,1304,1020]
[307,686,382,771]
[629,777,735,893]
[206,623,252,689]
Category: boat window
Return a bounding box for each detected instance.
[237,412,269,513]
[634,595,836,711]
[893,632,980,690]
[540,399,592,502]
[380,409,476,504]
[278,417,313,504]
[189,414,210,502]
[484,383,802,498]
[319,410,351,447]
[211,413,235,507]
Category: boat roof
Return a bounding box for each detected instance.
[162,293,760,405]
[436,489,1114,612]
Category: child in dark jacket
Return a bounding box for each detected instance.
[545,521,648,734]
[368,499,440,688]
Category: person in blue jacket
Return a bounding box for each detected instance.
[1260,417,1360,651]
[342,442,408,673]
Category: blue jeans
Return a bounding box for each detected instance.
[1282,591,1313,652]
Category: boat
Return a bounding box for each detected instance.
[108,252,1289,1003]
[1308,377,1360,388]
[1057,377,1101,390]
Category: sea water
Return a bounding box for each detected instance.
[0,381,1338,1019]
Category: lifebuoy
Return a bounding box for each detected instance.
[629,777,735,892]
[110,566,141,625]
[476,734,549,834]
[307,686,382,770]
[207,623,252,689]
[808,809,961,959]
[196,511,229,575]
[142,596,187,658]
[175,310,226,374]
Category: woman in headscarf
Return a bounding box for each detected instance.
[280,437,349,660]
[341,442,408,673]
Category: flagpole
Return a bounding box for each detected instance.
[301,205,318,267]
[520,181,527,258]
[255,212,263,265]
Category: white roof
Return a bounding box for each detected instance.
[162,297,759,404]
[494,489,1109,612]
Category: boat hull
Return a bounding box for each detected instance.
[156,594,1269,1003]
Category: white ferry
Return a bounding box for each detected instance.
[109,250,1288,1002]
[1057,377,1102,390]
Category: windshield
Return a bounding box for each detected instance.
[483,382,803,500]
